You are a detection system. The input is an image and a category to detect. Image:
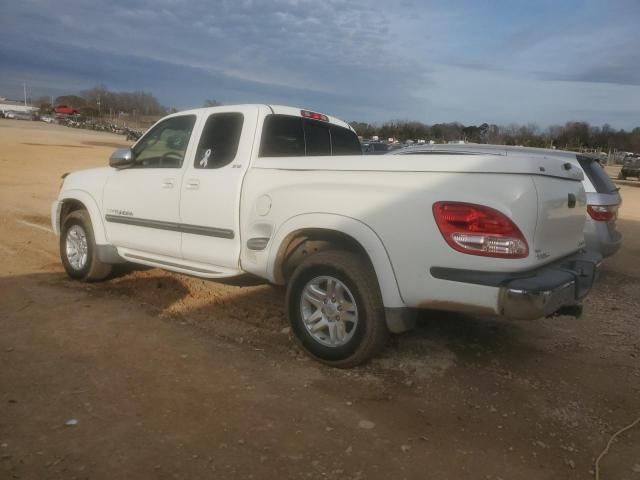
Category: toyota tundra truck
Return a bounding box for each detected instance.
[52,104,601,367]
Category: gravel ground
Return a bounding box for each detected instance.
[0,119,638,479]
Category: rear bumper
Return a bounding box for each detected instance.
[501,251,601,319]
[430,250,602,320]
[584,219,622,258]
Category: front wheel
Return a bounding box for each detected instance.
[60,210,112,282]
[286,250,388,368]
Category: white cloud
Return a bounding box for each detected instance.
[0,0,639,127]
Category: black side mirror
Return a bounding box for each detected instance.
[109,148,135,168]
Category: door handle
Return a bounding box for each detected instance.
[185,179,200,190]
[161,179,174,189]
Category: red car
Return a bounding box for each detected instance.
[54,105,80,116]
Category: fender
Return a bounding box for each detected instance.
[58,189,108,245]
[266,213,405,309]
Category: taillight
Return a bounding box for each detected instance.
[587,204,618,222]
[432,202,529,258]
[301,110,329,122]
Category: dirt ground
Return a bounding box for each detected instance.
[0,119,638,480]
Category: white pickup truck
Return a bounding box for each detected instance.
[52,104,601,367]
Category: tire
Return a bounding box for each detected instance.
[60,210,112,282]
[286,250,389,368]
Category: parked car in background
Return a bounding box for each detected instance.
[5,111,33,120]
[40,115,55,123]
[361,141,389,155]
[54,105,80,116]
[391,144,622,258]
[619,156,640,180]
[15,111,33,120]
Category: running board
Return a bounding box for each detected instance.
[120,250,241,278]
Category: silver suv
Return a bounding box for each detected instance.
[390,144,622,258]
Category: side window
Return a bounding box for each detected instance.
[260,115,305,157]
[132,115,196,168]
[303,119,331,156]
[331,126,361,155]
[195,113,244,169]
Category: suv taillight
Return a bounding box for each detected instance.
[587,204,618,222]
[433,202,529,258]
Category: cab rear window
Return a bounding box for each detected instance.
[577,156,617,194]
[260,114,361,157]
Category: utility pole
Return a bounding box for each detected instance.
[23,81,27,106]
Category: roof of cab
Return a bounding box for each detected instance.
[164,104,355,133]
[267,105,354,132]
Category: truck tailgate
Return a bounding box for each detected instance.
[532,176,586,263]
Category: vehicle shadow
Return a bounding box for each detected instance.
[101,270,288,344]
[102,269,540,369]
[0,266,592,373]
[383,308,540,367]
[105,269,540,367]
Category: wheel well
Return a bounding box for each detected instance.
[274,229,374,284]
[59,199,86,227]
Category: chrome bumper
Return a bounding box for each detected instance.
[499,251,601,320]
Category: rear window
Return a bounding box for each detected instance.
[259,114,361,157]
[331,126,362,154]
[260,115,305,157]
[304,119,331,156]
[577,156,617,194]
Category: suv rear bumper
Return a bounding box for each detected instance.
[584,219,622,258]
[430,250,602,320]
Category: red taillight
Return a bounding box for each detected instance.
[432,202,529,258]
[301,110,329,122]
[587,204,618,222]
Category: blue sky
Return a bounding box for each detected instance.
[1,0,639,128]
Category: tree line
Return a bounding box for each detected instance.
[35,85,167,118]
[350,120,640,153]
[32,84,638,153]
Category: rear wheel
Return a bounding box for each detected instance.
[60,210,111,281]
[286,250,388,368]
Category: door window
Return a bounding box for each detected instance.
[132,115,196,168]
[195,113,244,169]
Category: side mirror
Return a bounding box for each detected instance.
[109,148,135,168]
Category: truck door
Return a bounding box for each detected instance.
[103,114,197,258]
[179,106,258,271]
